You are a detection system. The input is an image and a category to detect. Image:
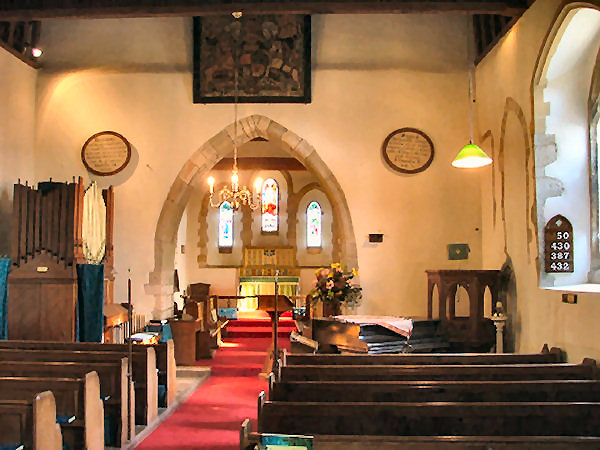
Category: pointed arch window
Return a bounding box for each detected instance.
[218,201,234,249]
[261,178,279,233]
[306,201,322,248]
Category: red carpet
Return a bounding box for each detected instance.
[135,311,294,450]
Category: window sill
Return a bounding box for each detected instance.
[544,283,600,293]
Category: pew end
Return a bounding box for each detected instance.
[165,340,177,407]
[33,391,62,450]
[146,346,159,424]
[84,371,104,450]
[239,418,255,450]
[257,391,266,433]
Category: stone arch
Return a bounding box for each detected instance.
[498,97,535,263]
[146,115,358,318]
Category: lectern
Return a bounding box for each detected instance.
[257,294,294,377]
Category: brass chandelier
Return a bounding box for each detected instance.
[207,11,262,211]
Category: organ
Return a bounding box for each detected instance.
[7,178,114,341]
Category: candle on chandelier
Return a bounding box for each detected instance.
[254,177,263,195]
[207,176,215,194]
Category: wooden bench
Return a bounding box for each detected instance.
[0,346,157,425]
[0,359,129,447]
[278,361,598,381]
[270,378,600,403]
[0,373,103,450]
[283,347,564,366]
[257,397,600,436]
[0,391,63,450]
[0,339,176,408]
[240,419,600,449]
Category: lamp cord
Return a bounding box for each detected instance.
[469,67,474,145]
[233,18,240,174]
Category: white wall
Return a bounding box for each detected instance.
[477,0,600,361]
[0,49,37,255]
[27,14,481,319]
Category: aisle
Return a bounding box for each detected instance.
[135,312,294,450]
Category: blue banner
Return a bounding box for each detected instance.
[0,259,9,340]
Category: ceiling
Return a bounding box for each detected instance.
[0,0,532,67]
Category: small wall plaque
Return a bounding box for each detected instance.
[544,215,574,273]
[81,131,131,176]
[382,128,434,174]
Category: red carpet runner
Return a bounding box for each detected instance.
[136,311,295,449]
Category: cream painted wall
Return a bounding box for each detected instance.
[0,50,37,255]
[25,14,481,320]
[477,0,600,361]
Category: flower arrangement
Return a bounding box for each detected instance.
[309,263,362,309]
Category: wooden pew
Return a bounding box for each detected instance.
[278,361,597,382]
[283,347,564,366]
[0,391,63,450]
[257,397,600,437]
[0,373,103,450]
[0,359,129,447]
[241,419,600,449]
[270,378,600,403]
[0,340,176,408]
[0,346,157,425]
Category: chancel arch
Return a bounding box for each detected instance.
[147,115,358,319]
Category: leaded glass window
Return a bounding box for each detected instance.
[218,201,233,247]
[306,201,322,247]
[261,178,279,232]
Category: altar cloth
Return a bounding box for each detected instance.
[333,315,413,338]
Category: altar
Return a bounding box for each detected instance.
[238,247,300,311]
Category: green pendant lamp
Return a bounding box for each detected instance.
[452,142,492,168]
[452,69,492,169]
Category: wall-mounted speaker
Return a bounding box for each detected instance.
[368,233,383,243]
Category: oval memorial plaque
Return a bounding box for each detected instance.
[81,131,131,176]
[382,128,434,174]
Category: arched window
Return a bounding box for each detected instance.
[218,201,233,248]
[533,7,600,286]
[261,178,279,232]
[306,201,322,247]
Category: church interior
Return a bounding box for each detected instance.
[1,0,600,448]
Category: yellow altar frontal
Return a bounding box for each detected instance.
[238,276,299,311]
[238,247,300,311]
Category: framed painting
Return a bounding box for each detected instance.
[193,14,311,104]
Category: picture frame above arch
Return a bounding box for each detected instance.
[193,14,312,104]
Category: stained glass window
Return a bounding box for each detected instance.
[261,178,279,232]
[218,201,233,247]
[306,201,322,247]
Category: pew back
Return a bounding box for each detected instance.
[0,359,128,447]
[0,346,156,424]
[258,400,600,436]
[284,350,563,366]
[279,363,597,381]
[270,379,600,403]
[0,339,175,407]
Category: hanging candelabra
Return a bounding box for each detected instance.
[207,11,262,211]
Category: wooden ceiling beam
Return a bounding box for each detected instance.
[0,1,530,20]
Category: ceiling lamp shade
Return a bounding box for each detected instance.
[453,68,493,169]
[452,143,492,168]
